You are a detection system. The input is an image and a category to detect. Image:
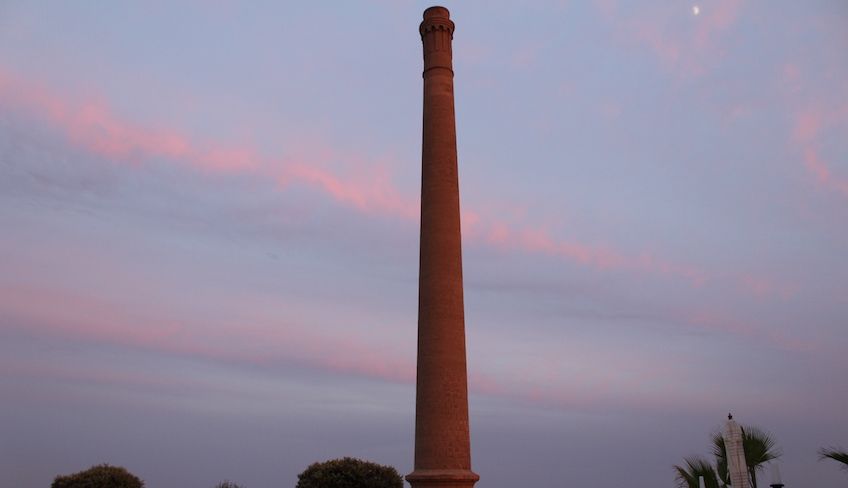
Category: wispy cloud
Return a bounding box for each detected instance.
[0,69,416,219]
[792,107,848,198]
[0,68,797,297]
[0,282,758,415]
[0,284,416,385]
[595,0,744,77]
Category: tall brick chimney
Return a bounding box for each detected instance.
[406,7,479,488]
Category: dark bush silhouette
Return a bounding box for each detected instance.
[214,482,243,488]
[296,457,402,488]
[52,464,144,488]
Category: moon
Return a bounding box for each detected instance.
[692,5,700,15]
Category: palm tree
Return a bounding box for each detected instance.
[711,432,730,486]
[711,426,781,488]
[674,456,720,488]
[819,447,848,470]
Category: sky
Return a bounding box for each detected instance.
[0,1,846,487]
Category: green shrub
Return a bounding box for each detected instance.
[296,457,402,488]
[52,464,144,488]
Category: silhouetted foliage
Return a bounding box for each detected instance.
[214,481,243,488]
[674,456,720,488]
[819,447,848,471]
[296,457,402,488]
[52,464,144,488]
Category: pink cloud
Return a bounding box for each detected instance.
[0,283,416,386]
[68,102,187,162]
[0,68,703,282]
[471,217,708,285]
[199,146,261,172]
[484,221,511,248]
[739,274,797,300]
[684,308,818,353]
[1,281,815,415]
[693,0,743,50]
[278,162,418,219]
[804,149,831,185]
[629,20,682,68]
[791,107,848,198]
[781,48,848,199]
[597,0,744,78]
[0,70,256,172]
[0,69,417,219]
[0,70,67,120]
[0,282,700,414]
[1,68,793,296]
[794,110,822,143]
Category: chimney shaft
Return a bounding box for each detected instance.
[407,6,479,488]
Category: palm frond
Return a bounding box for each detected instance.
[674,456,720,488]
[711,431,729,484]
[819,447,848,469]
[742,426,782,467]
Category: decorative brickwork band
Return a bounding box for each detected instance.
[408,6,479,488]
[419,6,455,76]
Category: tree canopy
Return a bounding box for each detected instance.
[52,464,144,488]
[296,457,402,488]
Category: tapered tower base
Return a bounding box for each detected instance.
[406,469,480,488]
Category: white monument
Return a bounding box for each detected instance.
[724,413,750,488]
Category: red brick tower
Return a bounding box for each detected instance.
[406,7,479,488]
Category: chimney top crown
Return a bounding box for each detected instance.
[423,6,450,20]
[420,6,455,41]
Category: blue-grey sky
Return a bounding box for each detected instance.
[1,1,846,487]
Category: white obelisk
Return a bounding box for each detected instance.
[724,413,750,488]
